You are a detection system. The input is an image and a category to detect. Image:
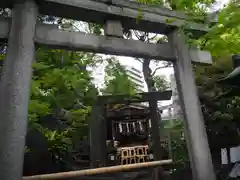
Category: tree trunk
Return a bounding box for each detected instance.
[227,147,231,165]
[142,59,156,92]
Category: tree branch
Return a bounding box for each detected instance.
[134,57,144,63]
[133,30,141,40]
[148,34,158,41]
[151,65,173,76]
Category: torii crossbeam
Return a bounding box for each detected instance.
[0,1,216,180]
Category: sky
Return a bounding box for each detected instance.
[91,0,230,93]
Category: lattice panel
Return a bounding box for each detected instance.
[117,145,149,165]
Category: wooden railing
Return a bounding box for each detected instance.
[23,160,173,180]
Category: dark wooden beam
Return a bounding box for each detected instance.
[106,113,150,121]
[149,97,162,163]
[98,91,172,104]
[89,102,106,168]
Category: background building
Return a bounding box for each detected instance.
[125,66,146,92]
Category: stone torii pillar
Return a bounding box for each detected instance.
[168,31,216,180]
[0,0,38,180]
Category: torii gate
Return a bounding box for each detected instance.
[0,0,215,180]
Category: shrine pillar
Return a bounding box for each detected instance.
[168,31,216,180]
[0,0,38,179]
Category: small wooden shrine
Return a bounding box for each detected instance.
[106,104,152,165]
[89,91,172,168]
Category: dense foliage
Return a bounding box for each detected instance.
[196,57,240,150]
[194,0,240,151]
[0,48,101,171]
[101,59,138,95]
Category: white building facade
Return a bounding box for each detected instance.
[125,66,146,92]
